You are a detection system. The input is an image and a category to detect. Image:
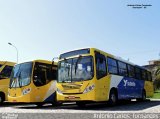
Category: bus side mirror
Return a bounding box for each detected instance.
[51,61,54,71]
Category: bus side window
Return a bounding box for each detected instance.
[47,68,57,81]
[52,69,57,80]
[0,65,13,79]
[135,67,141,80]
[127,64,135,78]
[95,52,107,79]
[141,70,147,80]
[107,57,118,74]
[33,66,46,87]
[118,61,128,77]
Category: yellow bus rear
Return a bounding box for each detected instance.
[8,60,57,106]
[0,61,15,103]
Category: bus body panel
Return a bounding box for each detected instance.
[57,84,96,101]
[94,75,111,101]
[8,60,57,104]
[0,61,15,102]
[59,82,89,94]
[144,81,154,97]
[110,75,144,99]
[57,79,96,101]
[8,81,56,103]
[0,79,10,101]
[57,74,148,102]
[57,75,110,102]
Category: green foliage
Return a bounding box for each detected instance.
[152,90,160,99]
[155,66,160,79]
[153,66,160,90]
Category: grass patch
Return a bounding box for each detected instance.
[151,90,160,99]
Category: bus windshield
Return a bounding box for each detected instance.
[10,62,32,88]
[58,56,94,83]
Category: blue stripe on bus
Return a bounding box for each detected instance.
[117,77,145,99]
[44,92,56,102]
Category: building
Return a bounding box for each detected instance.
[143,60,160,71]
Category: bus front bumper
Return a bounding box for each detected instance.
[8,95,32,103]
[57,91,96,102]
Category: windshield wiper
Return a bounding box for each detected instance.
[64,58,71,80]
[59,58,73,83]
[18,72,22,88]
[75,55,82,75]
[10,77,16,89]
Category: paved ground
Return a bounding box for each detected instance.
[0,99,160,119]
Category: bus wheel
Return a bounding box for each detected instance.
[108,90,117,106]
[76,102,86,108]
[52,102,62,106]
[36,103,43,107]
[0,94,5,104]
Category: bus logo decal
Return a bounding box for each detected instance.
[123,80,136,87]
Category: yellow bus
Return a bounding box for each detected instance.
[8,60,57,106]
[0,61,15,104]
[57,48,154,106]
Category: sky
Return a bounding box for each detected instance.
[0,0,159,66]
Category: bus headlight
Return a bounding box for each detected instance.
[57,88,63,94]
[22,88,31,95]
[83,84,95,94]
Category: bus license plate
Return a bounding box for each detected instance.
[68,96,75,99]
[65,96,80,100]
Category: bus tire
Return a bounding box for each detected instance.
[52,101,62,106]
[36,103,43,107]
[76,102,86,108]
[0,93,5,104]
[108,89,117,106]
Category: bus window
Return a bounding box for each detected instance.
[48,67,57,80]
[118,61,127,76]
[141,70,147,80]
[127,64,135,78]
[95,52,107,79]
[0,66,13,79]
[33,63,56,87]
[135,67,141,79]
[107,57,118,74]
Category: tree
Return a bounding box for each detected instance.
[153,66,160,90]
[155,66,160,79]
